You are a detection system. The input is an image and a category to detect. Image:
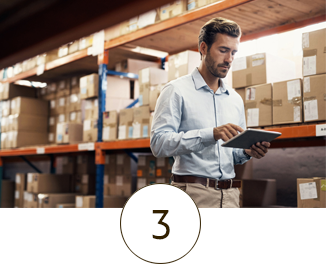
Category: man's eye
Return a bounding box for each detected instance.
[220,50,227,53]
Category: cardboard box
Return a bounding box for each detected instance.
[1,180,15,208]
[137,155,156,178]
[103,175,132,197]
[2,100,10,117]
[68,41,79,54]
[159,1,187,20]
[48,116,57,133]
[8,114,47,132]
[104,24,121,41]
[244,84,272,127]
[84,98,98,119]
[106,76,132,99]
[103,111,118,141]
[23,192,38,208]
[137,177,147,190]
[116,154,131,175]
[56,203,75,208]
[232,53,296,89]
[83,119,98,142]
[38,193,78,208]
[303,74,326,122]
[79,35,93,50]
[80,74,98,99]
[48,132,56,144]
[302,28,326,76]
[168,50,201,82]
[76,195,95,208]
[15,173,27,208]
[120,17,139,36]
[118,108,133,140]
[0,83,36,100]
[49,99,57,116]
[104,154,117,177]
[26,173,71,194]
[273,79,303,125]
[187,0,216,11]
[56,122,83,144]
[297,177,326,208]
[1,116,9,132]
[60,156,76,175]
[11,97,48,117]
[69,111,82,123]
[139,68,168,105]
[149,84,162,111]
[9,131,48,148]
[70,76,80,91]
[74,174,96,195]
[58,44,69,57]
[115,58,160,74]
[56,97,67,114]
[45,49,59,63]
[240,179,277,207]
[1,132,8,149]
[76,155,96,175]
[132,106,150,138]
[156,157,174,178]
[235,88,246,104]
[105,98,134,112]
[69,93,81,112]
[76,195,127,208]
[137,9,160,29]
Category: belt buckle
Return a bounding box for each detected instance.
[215,180,219,190]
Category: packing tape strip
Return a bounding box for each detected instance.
[244,101,257,109]
[303,49,317,57]
[289,97,302,106]
[303,96,317,102]
[260,98,272,105]
[273,99,282,106]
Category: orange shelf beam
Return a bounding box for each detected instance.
[104,0,254,50]
[265,125,318,140]
[2,49,90,84]
[98,139,150,150]
[241,15,326,43]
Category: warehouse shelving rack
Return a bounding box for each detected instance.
[0,0,325,207]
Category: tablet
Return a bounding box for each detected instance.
[221,128,282,149]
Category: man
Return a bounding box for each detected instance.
[150,17,270,208]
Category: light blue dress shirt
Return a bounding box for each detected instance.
[150,68,251,180]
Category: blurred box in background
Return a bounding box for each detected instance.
[297,177,326,208]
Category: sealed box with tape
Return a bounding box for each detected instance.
[232,53,296,89]
[297,177,326,208]
[272,78,303,125]
[302,28,326,77]
[244,84,272,127]
[132,106,150,139]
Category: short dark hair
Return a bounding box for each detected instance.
[198,17,241,57]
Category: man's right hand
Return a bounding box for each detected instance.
[213,123,244,141]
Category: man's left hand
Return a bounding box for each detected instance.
[245,141,270,159]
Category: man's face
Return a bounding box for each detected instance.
[203,33,240,78]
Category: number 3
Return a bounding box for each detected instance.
[153,210,170,240]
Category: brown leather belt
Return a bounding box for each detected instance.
[172,174,241,189]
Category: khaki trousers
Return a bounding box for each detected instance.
[172,181,240,208]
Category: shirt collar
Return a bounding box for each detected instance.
[191,68,229,95]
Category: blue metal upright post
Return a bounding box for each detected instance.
[95,61,107,208]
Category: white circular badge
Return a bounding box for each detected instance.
[120,184,201,264]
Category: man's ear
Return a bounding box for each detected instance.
[200,42,207,57]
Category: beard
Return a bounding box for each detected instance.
[205,50,229,78]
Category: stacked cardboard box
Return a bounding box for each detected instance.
[168,50,201,82]
[0,83,36,101]
[1,180,15,208]
[118,108,133,140]
[155,157,174,184]
[103,111,118,141]
[302,28,326,122]
[80,73,98,99]
[38,193,78,208]
[132,106,151,139]
[149,84,163,112]
[5,97,48,148]
[187,0,221,11]
[137,155,156,190]
[27,173,71,194]
[104,154,132,197]
[14,173,27,208]
[297,177,326,208]
[159,1,187,20]
[244,84,273,127]
[76,195,128,208]
[232,53,296,89]
[115,58,160,74]
[23,192,38,208]
[83,98,98,142]
[138,67,168,106]
[272,79,303,125]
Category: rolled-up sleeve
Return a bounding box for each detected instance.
[232,97,252,165]
[150,84,216,158]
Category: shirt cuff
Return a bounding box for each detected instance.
[201,127,216,144]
